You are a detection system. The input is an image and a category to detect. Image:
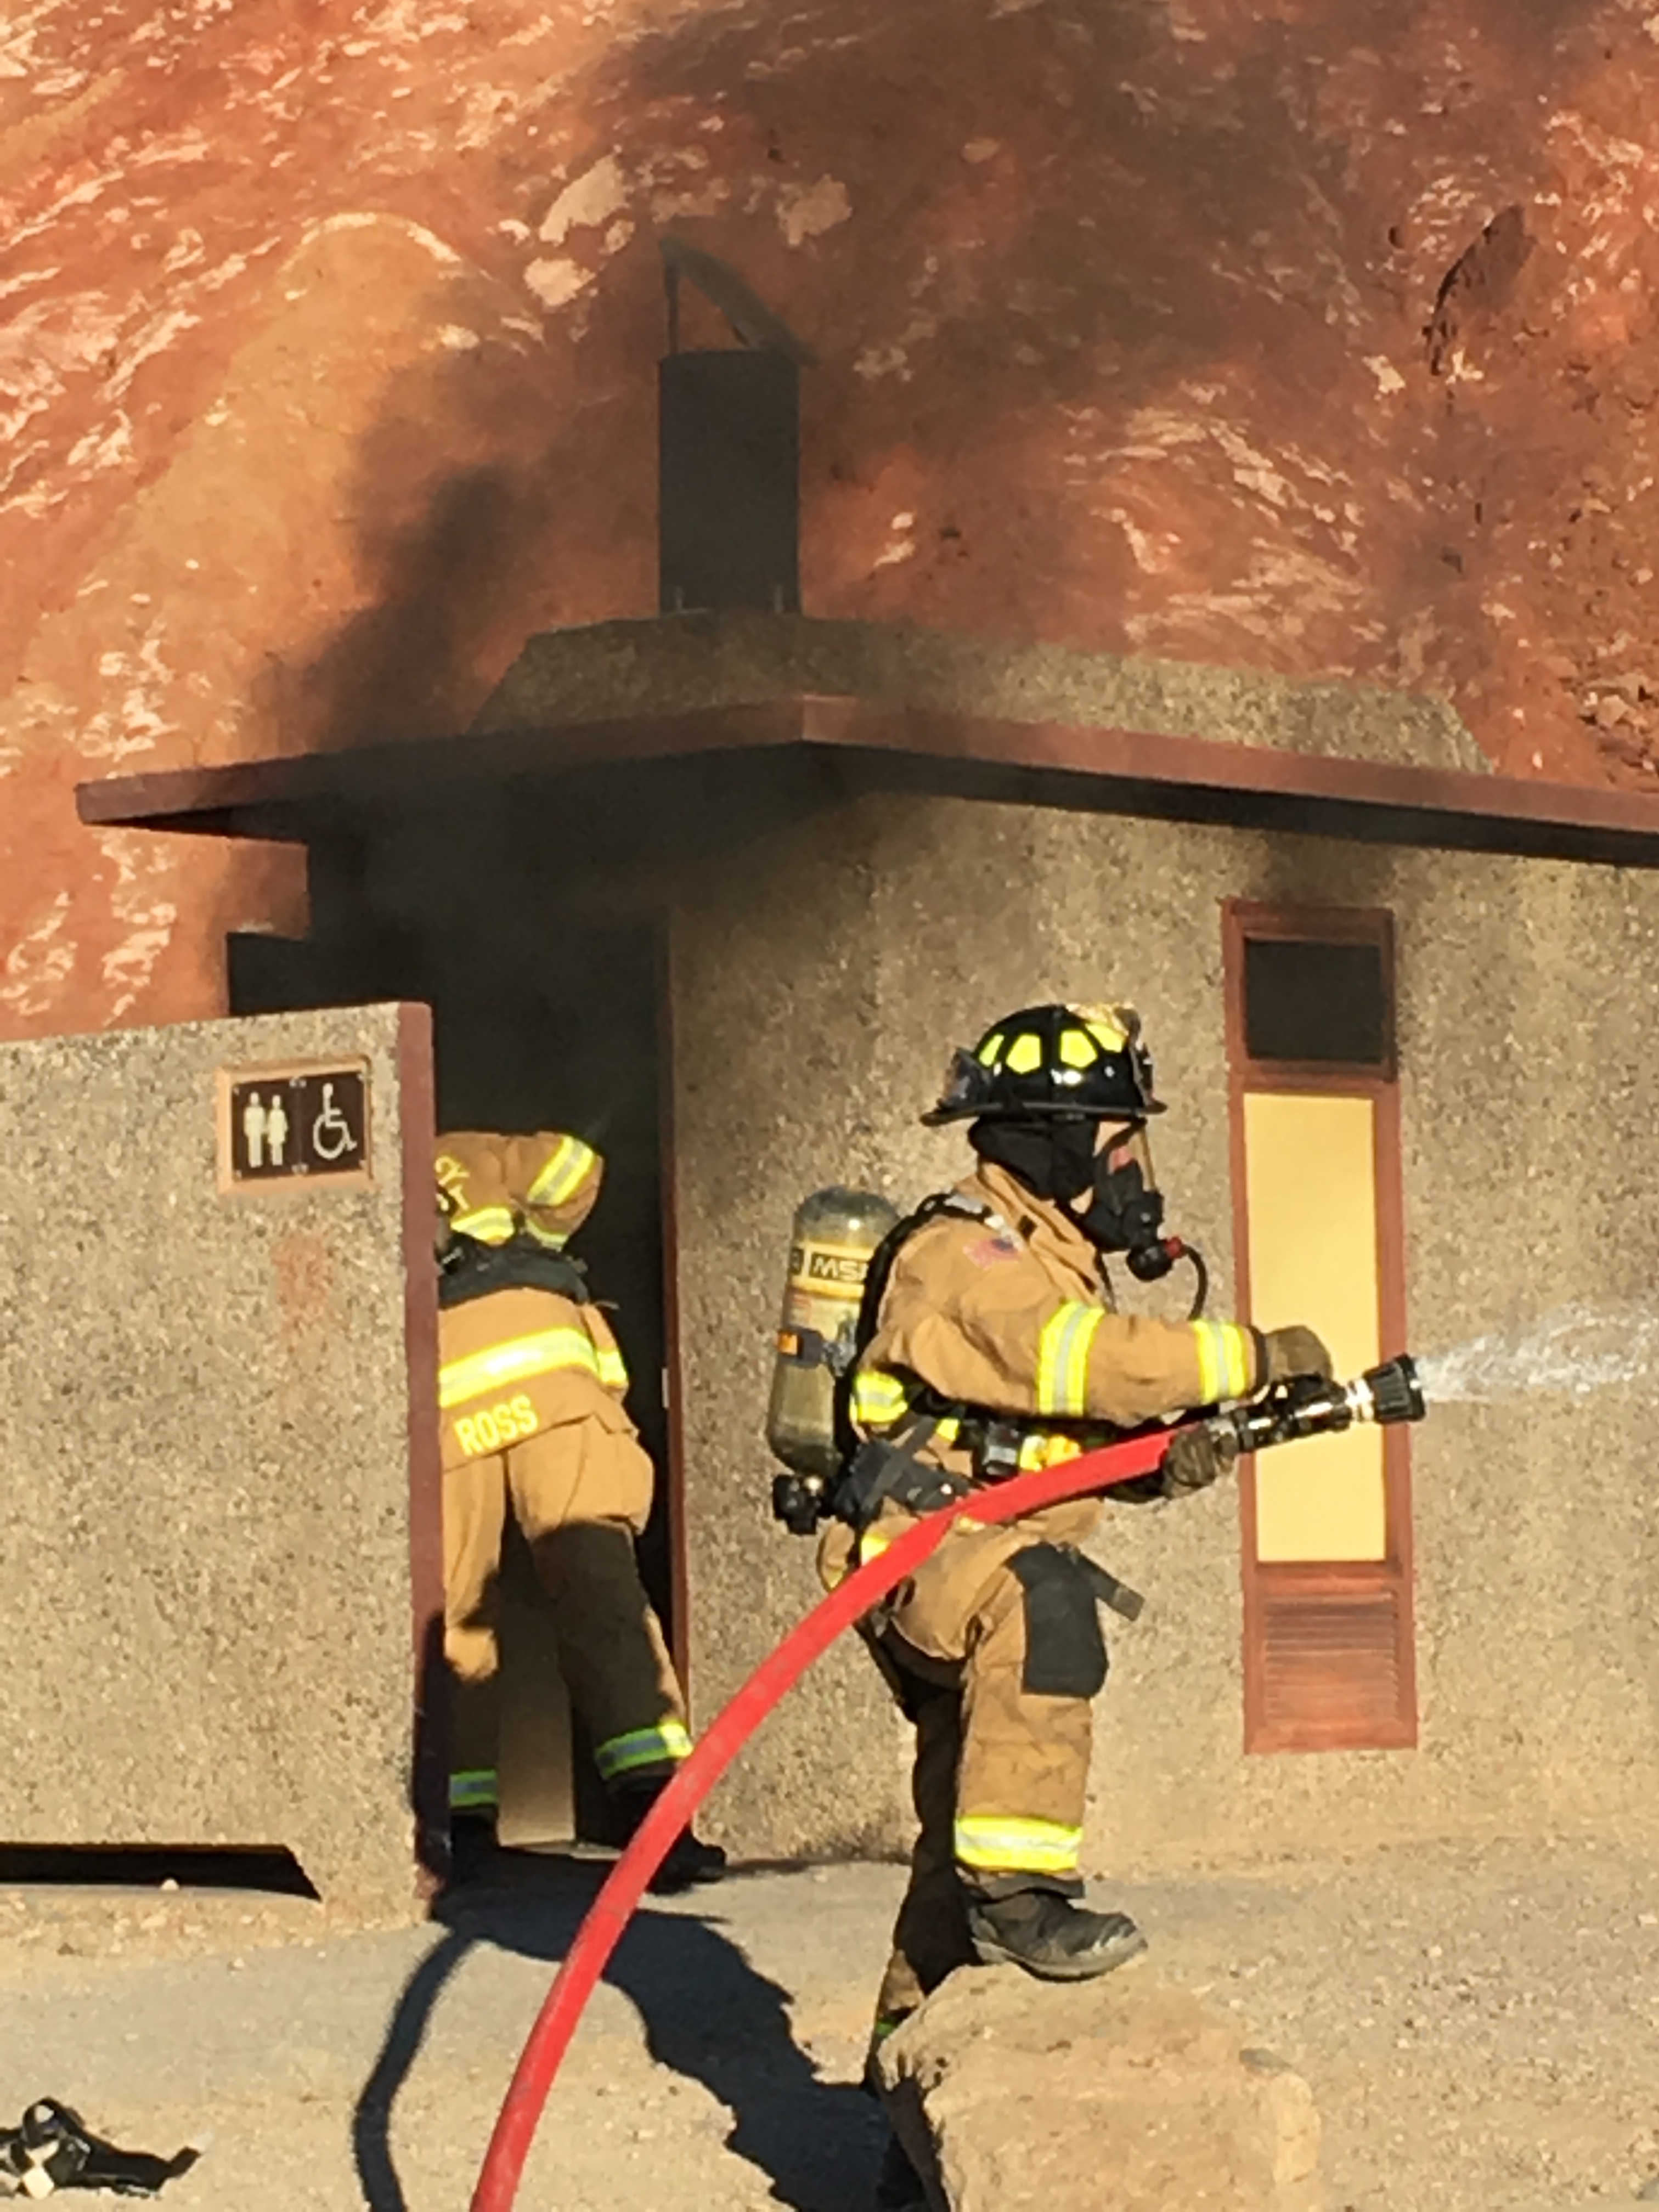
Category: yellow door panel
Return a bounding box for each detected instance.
[1253,1423,1386,1562]
[1243,1091,1386,1564]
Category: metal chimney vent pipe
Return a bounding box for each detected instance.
[656,238,812,615]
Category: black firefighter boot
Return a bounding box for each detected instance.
[611,1777,729,1894]
[965,1884,1148,1982]
[874,2129,931,2210]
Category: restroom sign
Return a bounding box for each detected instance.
[219,1061,372,1191]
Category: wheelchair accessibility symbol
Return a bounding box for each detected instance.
[222,1063,371,1189]
[310,1081,357,1165]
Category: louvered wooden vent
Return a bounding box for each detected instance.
[1248,1575,1416,1752]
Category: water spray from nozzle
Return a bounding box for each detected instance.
[1413,1300,1659,1407]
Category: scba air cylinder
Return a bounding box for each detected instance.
[767,1187,899,1482]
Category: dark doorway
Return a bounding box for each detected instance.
[228,793,676,1842]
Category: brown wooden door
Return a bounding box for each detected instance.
[1224,904,1418,1753]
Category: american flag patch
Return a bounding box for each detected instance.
[964,1234,1022,1269]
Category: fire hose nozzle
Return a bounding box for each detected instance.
[1347,1354,1425,1427]
[1216,1354,1425,1455]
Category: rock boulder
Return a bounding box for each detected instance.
[877,1966,1322,2212]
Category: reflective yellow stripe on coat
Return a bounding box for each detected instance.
[851,1368,910,1427]
[596,1345,629,1391]
[1190,1320,1254,1404]
[449,1203,516,1245]
[438,1327,600,1410]
[527,1134,597,1208]
[851,1368,962,1450]
[1035,1302,1104,1419]
[1017,1430,1085,1471]
[522,1218,570,1251]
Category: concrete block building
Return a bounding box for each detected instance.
[65,602,1659,1885]
[10,0,1659,1892]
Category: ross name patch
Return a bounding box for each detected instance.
[453,1393,540,1459]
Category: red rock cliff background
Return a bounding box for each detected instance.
[4,0,1659,1036]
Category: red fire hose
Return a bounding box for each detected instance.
[469,1426,1173,2212]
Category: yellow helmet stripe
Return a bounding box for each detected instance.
[527,1135,597,1209]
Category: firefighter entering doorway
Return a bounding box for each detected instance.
[436,1130,724,1891]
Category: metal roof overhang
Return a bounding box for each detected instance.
[75,693,1659,869]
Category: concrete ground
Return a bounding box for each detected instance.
[1,1839,1657,2210]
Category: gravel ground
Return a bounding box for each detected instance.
[0,1839,1655,2210]
[1122,1837,1659,2212]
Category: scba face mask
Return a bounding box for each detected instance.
[969,1113,1203,1303]
[1071,1129,1174,1280]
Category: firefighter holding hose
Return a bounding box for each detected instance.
[800,1004,1331,2157]
[435,1130,724,1891]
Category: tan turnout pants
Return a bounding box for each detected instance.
[444,1412,686,1793]
[822,1493,1108,2033]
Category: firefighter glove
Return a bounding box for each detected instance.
[1261,1324,1335,1385]
[1160,1423,1239,1497]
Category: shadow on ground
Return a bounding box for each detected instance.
[353,1850,882,2212]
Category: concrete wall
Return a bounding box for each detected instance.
[670,805,906,1857]
[476,610,1488,775]
[0,1002,441,1916]
[669,792,1659,1868]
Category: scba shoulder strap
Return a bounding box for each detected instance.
[825,1190,1148,1618]
[827,1190,990,1485]
[437,1232,591,1311]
